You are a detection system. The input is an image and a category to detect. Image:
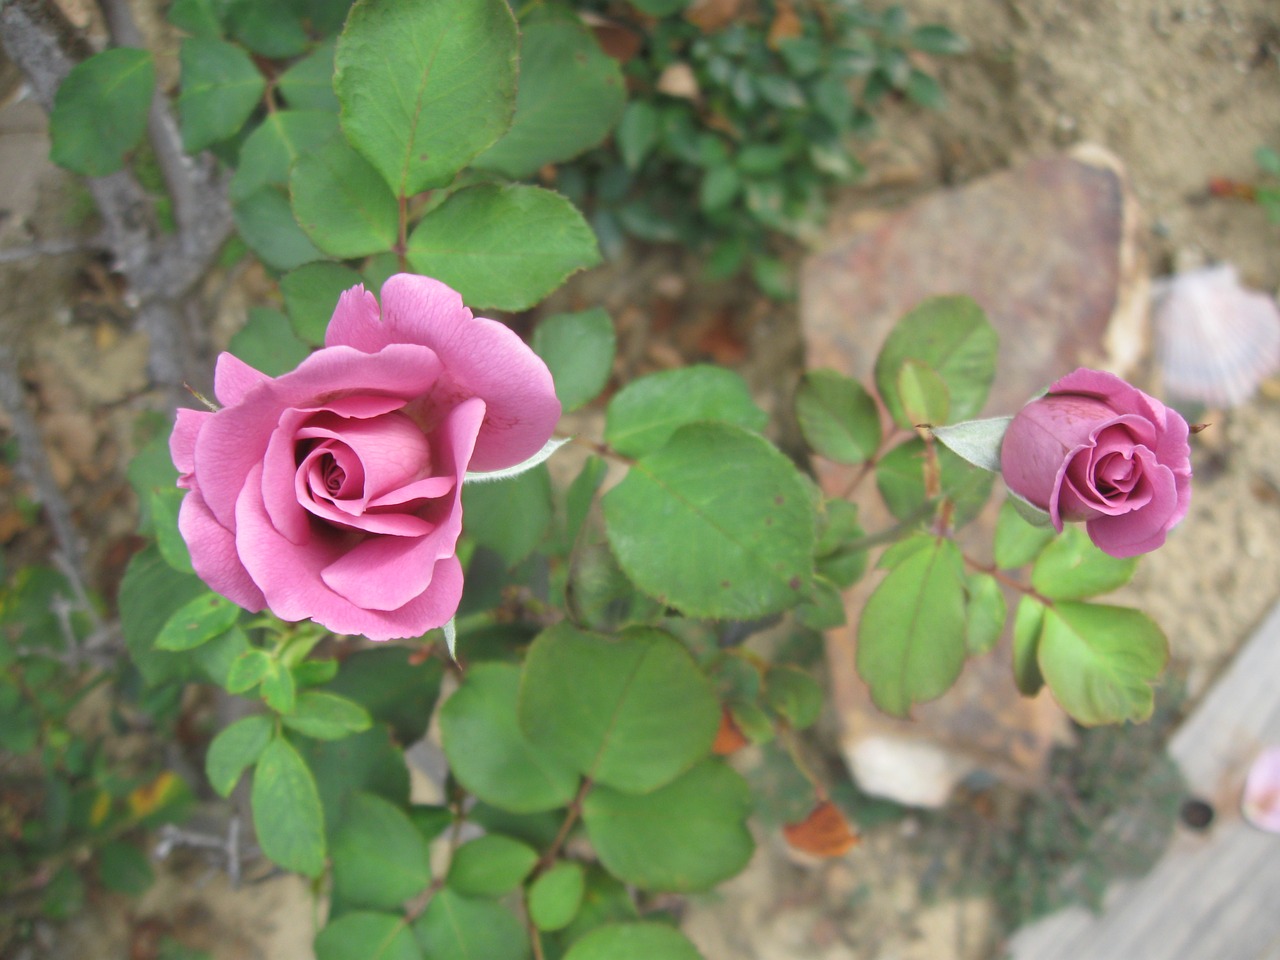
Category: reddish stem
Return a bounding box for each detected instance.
[537,777,593,873]
[962,553,1053,605]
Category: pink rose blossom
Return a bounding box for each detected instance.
[169,274,560,640]
[999,368,1192,559]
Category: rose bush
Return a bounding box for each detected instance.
[169,274,560,640]
[1000,368,1192,558]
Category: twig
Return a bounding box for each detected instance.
[962,551,1052,604]
[0,1,158,273]
[0,345,125,667]
[48,592,81,665]
[51,550,103,633]
[0,238,95,263]
[0,344,84,574]
[537,778,593,872]
[564,434,636,466]
[154,815,252,887]
[527,904,547,960]
[838,458,876,499]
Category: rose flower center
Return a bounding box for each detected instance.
[293,411,441,527]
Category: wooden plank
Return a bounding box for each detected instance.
[1010,599,1280,960]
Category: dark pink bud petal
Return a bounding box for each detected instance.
[1000,368,1191,559]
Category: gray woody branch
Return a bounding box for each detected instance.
[0,0,234,399]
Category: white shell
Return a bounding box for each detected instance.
[1152,264,1280,408]
[1243,746,1280,833]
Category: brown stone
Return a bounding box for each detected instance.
[803,144,1147,409]
[802,146,1147,806]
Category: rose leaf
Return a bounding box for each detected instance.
[1037,602,1168,725]
[582,760,754,893]
[406,184,600,311]
[602,423,815,620]
[873,296,998,429]
[250,736,326,877]
[336,0,518,195]
[855,536,967,716]
[518,623,720,793]
[50,48,155,177]
[1031,526,1139,600]
[795,369,882,466]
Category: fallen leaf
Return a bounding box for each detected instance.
[783,800,860,857]
[767,0,803,48]
[581,12,644,63]
[686,0,745,33]
[657,62,700,100]
[712,706,749,755]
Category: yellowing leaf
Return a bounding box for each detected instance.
[128,771,181,819]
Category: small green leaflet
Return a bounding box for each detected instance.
[50,48,155,177]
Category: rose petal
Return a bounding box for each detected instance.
[234,462,465,640]
[310,394,410,420]
[294,444,435,537]
[323,284,384,354]
[1090,427,1142,494]
[1053,368,1193,482]
[260,397,413,545]
[1059,449,1154,524]
[1050,368,1162,423]
[366,474,456,508]
[1243,746,1280,833]
[1085,452,1179,557]
[295,411,433,502]
[170,407,211,482]
[1001,394,1119,522]
[379,274,561,471]
[328,274,468,351]
[195,344,443,531]
[178,489,265,611]
[319,397,485,610]
[304,442,365,502]
[300,491,435,536]
[214,353,272,407]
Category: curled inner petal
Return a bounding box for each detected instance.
[290,411,447,537]
[1052,415,1163,523]
[322,458,345,495]
[1094,449,1138,495]
[1085,450,1180,557]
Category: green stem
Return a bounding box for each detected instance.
[837,426,911,499]
[839,502,935,554]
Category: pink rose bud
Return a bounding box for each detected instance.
[169,275,560,641]
[999,368,1192,559]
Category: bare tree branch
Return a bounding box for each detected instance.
[0,345,83,575]
[99,0,216,246]
[0,0,233,402]
[0,238,93,263]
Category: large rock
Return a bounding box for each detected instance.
[802,146,1147,807]
[804,144,1147,407]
